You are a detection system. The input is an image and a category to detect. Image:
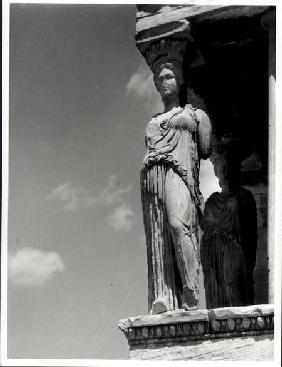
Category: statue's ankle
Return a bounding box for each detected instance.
[183,286,198,309]
[182,302,198,311]
[151,297,169,314]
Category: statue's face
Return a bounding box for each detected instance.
[155,67,180,100]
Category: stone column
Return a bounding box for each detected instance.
[261,9,276,304]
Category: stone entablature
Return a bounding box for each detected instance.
[136,5,271,33]
[118,304,273,348]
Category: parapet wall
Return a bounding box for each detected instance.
[118,304,274,360]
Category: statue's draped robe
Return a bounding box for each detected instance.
[201,188,257,308]
[140,105,208,313]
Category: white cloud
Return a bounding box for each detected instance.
[8,247,65,287]
[107,204,135,232]
[126,64,163,114]
[47,175,131,212]
[100,175,131,205]
[200,159,221,201]
[46,182,97,211]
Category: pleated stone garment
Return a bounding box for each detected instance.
[201,188,257,308]
[141,164,181,312]
[140,104,209,314]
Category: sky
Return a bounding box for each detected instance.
[7,3,220,360]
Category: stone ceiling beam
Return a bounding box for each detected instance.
[136,5,270,34]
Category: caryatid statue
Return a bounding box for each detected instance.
[201,138,257,308]
[139,35,212,314]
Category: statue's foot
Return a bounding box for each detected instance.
[183,286,198,310]
[182,303,198,311]
[151,298,169,314]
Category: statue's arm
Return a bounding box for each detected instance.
[195,109,212,159]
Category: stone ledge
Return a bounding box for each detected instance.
[207,304,273,319]
[118,304,273,347]
[119,308,209,329]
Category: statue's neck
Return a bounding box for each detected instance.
[163,97,180,113]
[221,182,240,194]
[221,184,231,194]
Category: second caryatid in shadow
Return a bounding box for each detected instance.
[141,57,211,314]
[201,139,257,309]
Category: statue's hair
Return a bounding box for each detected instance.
[153,60,184,88]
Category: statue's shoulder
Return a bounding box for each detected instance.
[204,192,221,216]
[205,192,221,205]
[146,115,160,135]
[237,187,257,207]
[147,113,161,126]
[206,191,238,205]
[238,187,253,196]
[152,112,162,118]
[192,106,210,122]
[183,104,210,126]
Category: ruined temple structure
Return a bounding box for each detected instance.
[119,5,275,360]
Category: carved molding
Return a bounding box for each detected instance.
[118,304,274,347]
[139,37,188,74]
[136,20,192,73]
[136,19,205,75]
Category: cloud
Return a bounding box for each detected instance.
[8,247,65,287]
[200,159,221,201]
[47,175,131,211]
[47,182,97,211]
[126,64,163,114]
[100,175,131,205]
[106,204,135,232]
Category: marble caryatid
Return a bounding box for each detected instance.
[201,139,257,308]
[140,38,212,314]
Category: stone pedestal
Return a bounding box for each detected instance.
[118,304,274,360]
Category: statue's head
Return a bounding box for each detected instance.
[215,157,229,187]
[214,155,241,191]
[211,135,242,191]
[153,61,184,101]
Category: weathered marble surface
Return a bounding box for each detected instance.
[118,304,274,360]
[140,31,212,314]
[119,308,208,329]
[130,334,273,360]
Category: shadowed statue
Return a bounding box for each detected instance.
[201,140,257,308]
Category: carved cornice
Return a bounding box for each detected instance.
[118,304,274,347]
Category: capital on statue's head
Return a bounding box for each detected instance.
[136,20,192,72]
[151,39,187,71]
